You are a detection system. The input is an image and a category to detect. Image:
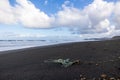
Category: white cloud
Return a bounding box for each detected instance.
[55,1,89,29]
[18,33,46,37]
[0,32,46,38]
[0,0,120,35]
[54,0,116,34]
[83,0,114,28]
[0,0,16,24]
[55,6,88,27]
[0,0,54,28]
[113,2,120,29]
[95,19,115,34]
[14,0,54,28]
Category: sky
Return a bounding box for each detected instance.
[0,0,120,39]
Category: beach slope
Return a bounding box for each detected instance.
[0,39,120,80]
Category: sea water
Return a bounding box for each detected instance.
[0,36,87,52]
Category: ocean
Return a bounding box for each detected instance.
[0,36,87,52]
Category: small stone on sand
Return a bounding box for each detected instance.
[101,74,107,78]
[109,77,116,80]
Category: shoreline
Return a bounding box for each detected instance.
[0,39,109,53]
[0,40,83,52]
[0,38,105,53]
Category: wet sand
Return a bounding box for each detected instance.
[0,39,120,80]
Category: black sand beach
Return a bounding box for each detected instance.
[0,39,120,80]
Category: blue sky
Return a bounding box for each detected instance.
[0,0,120,38]
[10,0,93,13]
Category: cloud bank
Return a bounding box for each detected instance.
[0,0,120,34]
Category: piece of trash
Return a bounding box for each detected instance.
[44,58,80,68]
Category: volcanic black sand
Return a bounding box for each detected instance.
[0,39,120,80]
